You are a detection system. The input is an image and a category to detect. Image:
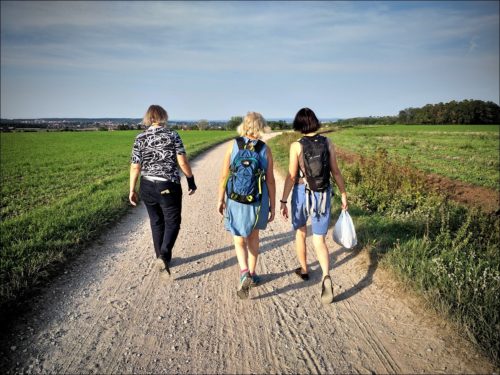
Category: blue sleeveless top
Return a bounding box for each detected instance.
[224,137,269,237]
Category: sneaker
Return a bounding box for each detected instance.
[155,257,165,271]
[236,272,252,300]
[249,273,262,288]
[321,275,334,304]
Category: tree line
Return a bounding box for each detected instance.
[336,99,500,125]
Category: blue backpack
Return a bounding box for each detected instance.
[226,137,265,204]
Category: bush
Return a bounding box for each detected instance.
[341,149,500,362]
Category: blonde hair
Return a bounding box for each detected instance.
[143,105,168,126]
[237,112,267,139]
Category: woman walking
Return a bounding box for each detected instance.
[280,108,348,304]
[217,112,276,300]
[129,105,197,276]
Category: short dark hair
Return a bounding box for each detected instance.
[293,108,320,134]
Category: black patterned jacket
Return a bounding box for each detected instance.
[131,126,186,183]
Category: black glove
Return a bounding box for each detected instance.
[187,175,197,191]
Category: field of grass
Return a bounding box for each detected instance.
[268,130,500,364]
[328,124,499,189]
[0,129,234,308]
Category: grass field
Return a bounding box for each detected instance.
[268,128,500,363]
[0,129,234,308]
[328,124,499,189]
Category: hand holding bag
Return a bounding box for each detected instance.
[333,210,357,249]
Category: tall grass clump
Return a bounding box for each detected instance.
[268,132,500,363]
[387,208,499,358]
[342,148,500,363]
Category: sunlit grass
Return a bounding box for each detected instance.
[0,130,233,307]
[328,124,499,189]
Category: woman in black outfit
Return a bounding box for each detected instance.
[129,105,197,276]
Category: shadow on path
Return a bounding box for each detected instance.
[254,243,378,302]
[333,247,378,303]
[175,230,295,281]
[175,224,378,304]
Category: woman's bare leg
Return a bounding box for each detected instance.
[295,225,308,273]
[247,229,260,274]
[312,234,330,278]
[233,236,248,272]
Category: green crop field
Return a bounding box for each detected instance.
[0,129,233,308]
[328,124,499,189]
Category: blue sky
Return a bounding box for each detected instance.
[1,1,499,120]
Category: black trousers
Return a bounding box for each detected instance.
[139,178,182,262]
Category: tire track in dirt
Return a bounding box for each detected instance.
[343,299,401,373]
[0,133,496,374]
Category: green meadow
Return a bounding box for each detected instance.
[0,130,233,308]
[329,124,499,189]
[268,126,500,363]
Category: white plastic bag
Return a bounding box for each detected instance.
[333,210,357,249]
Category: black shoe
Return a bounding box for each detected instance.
[156,256,171,276]
[294,267,309,281]
[164,261,170,275]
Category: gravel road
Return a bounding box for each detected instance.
[0,134,495,374]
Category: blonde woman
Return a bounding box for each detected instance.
[217,112,276,299]
[129,105,197,276]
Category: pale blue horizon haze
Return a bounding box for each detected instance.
[1,1,499,120]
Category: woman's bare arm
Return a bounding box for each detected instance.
[265,146,276,222]
[280,141,300,219]
[217,145,232,215]
[129,163,141,206]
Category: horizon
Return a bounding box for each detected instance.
[1,1,499,119]
[0,116,338,122]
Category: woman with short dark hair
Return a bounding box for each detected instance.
[293,107,321,133]
[280,107,348,304]
[129,104,197,276]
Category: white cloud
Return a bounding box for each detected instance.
[1,1,498,118]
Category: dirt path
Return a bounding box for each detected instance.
[1,135,496,374]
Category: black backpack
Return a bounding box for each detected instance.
[298,135,330,192]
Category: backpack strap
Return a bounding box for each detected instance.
[296,137,307,181]
[235,137,265,152]
[253,139,264,153]
[235,137,246,150]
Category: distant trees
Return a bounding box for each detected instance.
[336,99,500,125]
[196,119,209,130]
[398,100,500,125]
[336,116,398,126]
[267,120,291,130]
[226,116,243,130]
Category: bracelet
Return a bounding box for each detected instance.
[280,199,287,204]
